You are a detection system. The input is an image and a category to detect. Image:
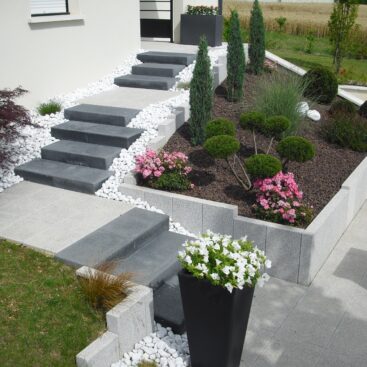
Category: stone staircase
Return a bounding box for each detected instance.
[56,207,191,333]
[114,51,196,90]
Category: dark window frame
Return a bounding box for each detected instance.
[31,0,69,17]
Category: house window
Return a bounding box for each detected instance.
[30,0,69,16]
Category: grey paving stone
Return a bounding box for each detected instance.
[314,350,365,367]
[114,74,176,90]
[132,63,185,77]
[41,140,121,170]
[14,158,113,194]
[137,51,196,66]
[56,208,169,267]
[64,104,140,126]
[233,216,267,252]
[51,121,143,148]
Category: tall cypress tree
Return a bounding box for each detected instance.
[249,0,265,75]
[227,10,245,102]
[189,36,213,146]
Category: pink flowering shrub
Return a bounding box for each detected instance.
[135,149,192,191]
[252,172,313,227]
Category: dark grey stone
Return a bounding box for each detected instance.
[114,74,176,91]
[64,104,140,126]
[180,15,223,47]
[41,140,121,170]
[51,121,143,148]
[137,51,196,66]
[112,231,192,288]
[56,208,169,267]
[132,63,185,77]
[14,158,112,194]
[154,280,186,334]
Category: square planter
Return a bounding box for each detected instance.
[180,14,223,47]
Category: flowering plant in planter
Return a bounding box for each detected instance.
[135,149,193,191]
[252,172,313,227]
[178,231,271,292]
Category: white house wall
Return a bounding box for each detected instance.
[0,0,140,107]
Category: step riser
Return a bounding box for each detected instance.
[64,110,128,126]
[148,261,181,289]
[114,78,173,91]
[51,128,139,148]
[131,65,183,78]
[137,54,195,66]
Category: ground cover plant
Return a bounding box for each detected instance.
[37,100,62,116]
[0,240,105,367]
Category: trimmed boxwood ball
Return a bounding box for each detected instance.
[239,111,266,131]
[204,135,240,159]
[329,99,356,116]
[264,115,290,138]
[205,118,236,139]
[245,154,282,179]
[276,136,315,163]
[359,101,367,119]
[302,67,338,104]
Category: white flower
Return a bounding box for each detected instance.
[222,266,231,275]
[265,260,272,269]
[211,273,219,281]
[225,283,233,293]
[184,255,192,265]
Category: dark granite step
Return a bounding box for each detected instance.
[132,63,185,78]
[114,74,176,91]
[137,51,196,66]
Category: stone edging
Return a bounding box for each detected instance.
[119,157,367,286]
[75,266,153,367]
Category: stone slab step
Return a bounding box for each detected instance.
[114,74,176,91]
[137,51,196,66]
[111,231,192,288]
[64,104,140,127]
[14,158,112,194]
[132,63,185,78]
[56,208,169,268]
[154,279,185,334]
[41,140,121,170]
[51,121,143,148]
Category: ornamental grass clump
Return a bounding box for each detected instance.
[252,172,313,227]
[37,100,62,116]
[135,149,192,191]
[178,231,272,292]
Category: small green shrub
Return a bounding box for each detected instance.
[276,136,315,169]
[239,111,266,132]
[137,361,157,367]
[321,114,367,152]
[245,154,282,179]
[275,16,287,32]
[264,115,290,139]
[205,118,236,139]
[204,135,240,159]
[302,67,338,104]
[359,101,367,119]
[151,172,191,191]
[329,99,356,116]
[37,100,62,116]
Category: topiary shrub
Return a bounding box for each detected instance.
[151,172,191,191]
[245,154,282,179]
[329,99,356,116]
[302,67,338,104]
[205,118,236,139]
[239,111,266,153]
[37,100,62,116]
[359,101,367,119]
[276,136,315,171]
[204,135,240,159]
[189,36,213,145]
[263,115,291,153]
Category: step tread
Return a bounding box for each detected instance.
[14,158,112,193]
[137,51,196,66]
[114,74,176,91]
[112,231,192,288]
[132,63,185,77]
[64,104,140,126]
[41,141,121,170]
[56,208,169,268]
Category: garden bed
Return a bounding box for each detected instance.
[162,71,366,222]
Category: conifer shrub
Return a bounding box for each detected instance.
[205,118,236,139]
[264,116,290,139]
[189,36,213,145]
[239,111,266,132]
[249,0,266,74]
[329,99,356,117]
[227,10,245,102]
[204,135,240,159]
[245,154,282,179]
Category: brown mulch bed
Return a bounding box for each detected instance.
[162,73,366,219]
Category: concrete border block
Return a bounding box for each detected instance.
[76,331,119,367]
[144,188,173,216]
[123,172,137,185]
[157,117,177,142]
[146,135,166,151]
[233,216,267,251]
[202,201,237,235]
[118,183,145,200]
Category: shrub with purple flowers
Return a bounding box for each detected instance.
[252,172,313,227]
[135,149,193,191]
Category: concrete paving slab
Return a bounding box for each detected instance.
[141,41,198,54]
[0,182,132,253]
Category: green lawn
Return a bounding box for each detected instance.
[265,31,367,85]
[0,240,105,367]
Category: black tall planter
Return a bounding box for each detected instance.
[178,270,255,367]
[180,14,223,47]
